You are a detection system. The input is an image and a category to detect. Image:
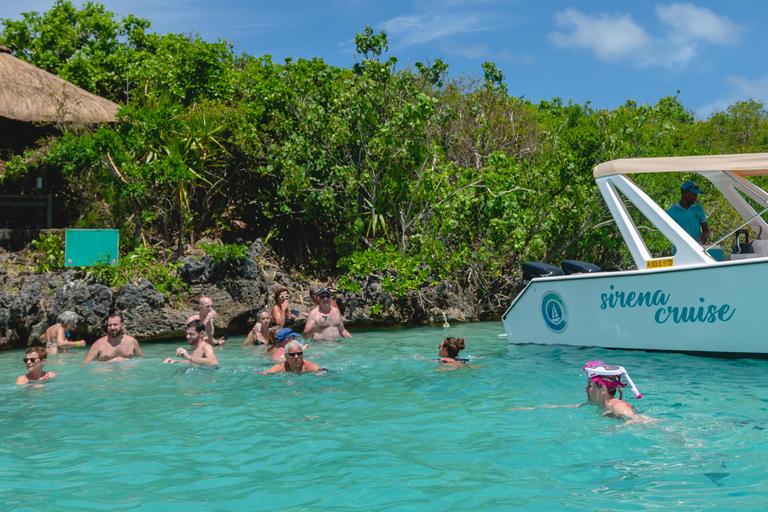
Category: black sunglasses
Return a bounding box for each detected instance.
[286,351,303,357]
[22,358,40,363]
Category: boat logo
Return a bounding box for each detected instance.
[541,291,568,333]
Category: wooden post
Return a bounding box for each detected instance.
[46,193,52,228]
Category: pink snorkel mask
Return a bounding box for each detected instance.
[583,360,642,399]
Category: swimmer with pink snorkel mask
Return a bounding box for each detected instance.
[509,360,643,419]
[583,361,641,417]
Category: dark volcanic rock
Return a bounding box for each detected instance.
[113,279,187,340]
[50,281,113,338]
[336,276,478,327]
[177,256,209,284]
[0,238,515,349]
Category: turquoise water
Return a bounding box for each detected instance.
[2,321,768,511]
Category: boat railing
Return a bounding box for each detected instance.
[706,205,768,256]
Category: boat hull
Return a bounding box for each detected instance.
[501,258,768,354]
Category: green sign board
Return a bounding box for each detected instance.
[64,229,119,267]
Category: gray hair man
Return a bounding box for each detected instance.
[259,339,322,374]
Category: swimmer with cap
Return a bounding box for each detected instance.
[508,360,643,419]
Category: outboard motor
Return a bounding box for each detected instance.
[561,260,602,275]
[522,262,565,285]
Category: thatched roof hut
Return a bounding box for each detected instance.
[0,45,120,232]
[0,44,118,124]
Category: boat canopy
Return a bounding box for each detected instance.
[594,153,768,178]
[591,152,768,270]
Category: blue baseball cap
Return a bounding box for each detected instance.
[276,328,303,343]
[681,181,703,194]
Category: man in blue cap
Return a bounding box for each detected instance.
[667,180,710,243]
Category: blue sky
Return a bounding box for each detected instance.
[1,0,766,118]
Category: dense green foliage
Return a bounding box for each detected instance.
[29,232,187,300]
[31,233,65,272]
[197,242,248,264]
[4,1,768,295]
[88,245,187,301]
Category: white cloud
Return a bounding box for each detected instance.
[548,8,653,63]
[381,13,489,47]
[379,0,519,49]
[724,75,768,99]
[656,3,745,45]
[549,5,747,70]
[438,41,535,67]
[443,41,490,60]
[696,75,768,119]
[494,48,536,66]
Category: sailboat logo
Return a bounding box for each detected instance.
[541,292,568,332]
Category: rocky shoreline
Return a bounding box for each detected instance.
[0,241,520,349]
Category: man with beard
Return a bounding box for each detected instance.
[82,314,144,364]
[187,296,226,346]
[163,319,219,366]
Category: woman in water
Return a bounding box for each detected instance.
[263,326,281,358]
[243,310,270,346]
[509,360,642,419]
[40,311,87,354]
[435,337,468,365]
[16,347,57,384]
[270,288,297,328]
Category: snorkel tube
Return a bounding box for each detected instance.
[583,361,642,399]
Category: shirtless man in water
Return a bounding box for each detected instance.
[258,340,321,374]
[187,296,226,346]
[303,288,352,342]
[81,314,144,364]
[163,319,218,366]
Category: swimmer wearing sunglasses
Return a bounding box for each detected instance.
[16,347,57,385]
[271,288,297,328]
[257,340,324,374]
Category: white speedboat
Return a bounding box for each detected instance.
[502,153,768,356]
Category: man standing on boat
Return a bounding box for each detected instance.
[667,181,710,244]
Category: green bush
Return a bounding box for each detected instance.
[197,242,248,264]
[337,242,432,298]
[31,233,65,272]
[89,245,188,301]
